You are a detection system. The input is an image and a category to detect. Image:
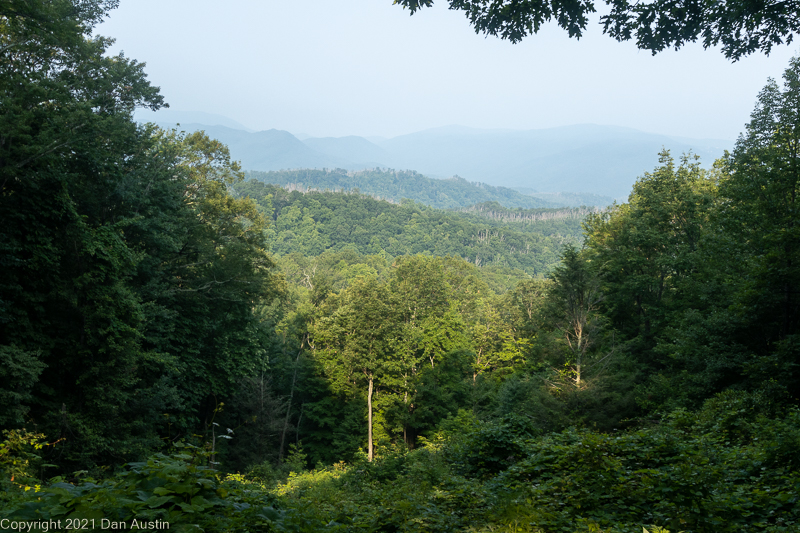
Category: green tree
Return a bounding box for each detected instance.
[1,0,167,466]
[708,57,800,399]
[388,256,473,445]
[502,278,551,342]
[471,299,526,382]
[546,246,604,388]
[1,0,284,469]
[132,130,284,437]
[580,150,718,411]
[311,276,400,461]
[723,61,800,343]
[584,151,715,348]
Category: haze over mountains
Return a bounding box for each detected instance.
[137,110,732,200]
[245,169,608,209]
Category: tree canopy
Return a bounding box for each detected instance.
[393,0,799,60]
[0,0,284,468]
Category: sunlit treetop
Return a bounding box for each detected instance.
[393,0,799,61]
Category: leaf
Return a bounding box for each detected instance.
[146,495,174,508]
[177,502,196,513]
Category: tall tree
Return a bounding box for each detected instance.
[388,256,472,445]
[546,246,603,388]
[584,151,715,348]
[311,277,400,461]
[579,150,718,410]
[714,57,800,397]
[1,0,166,465]
[129,130,284,436]
[1,0,284,468]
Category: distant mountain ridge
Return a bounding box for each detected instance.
[153,124,356,170]
[372,124,730,199]
[245,169,566,209]
[301,136,391,168]
[140,112,732,200]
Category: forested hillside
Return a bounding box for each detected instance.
[453,201,597,237]
[246,168,562,209]
[2,2,800,533]
[235,181,582,278]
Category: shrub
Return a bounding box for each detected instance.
[3,443,340,532]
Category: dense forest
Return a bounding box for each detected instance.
[2,2,800,533]
[235,181,586,279]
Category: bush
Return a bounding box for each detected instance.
[3,443,340,533]
[486,399,800,532]
[0,429,54,492]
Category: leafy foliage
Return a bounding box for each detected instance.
[4,444,340,532]
[0,0,283,470]
[262,393,799,532]
[238,180,573,276]
[393,0,799,60]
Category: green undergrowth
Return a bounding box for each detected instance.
[3,392,798,532]
[272,391,799,533]
[1,444,339,533]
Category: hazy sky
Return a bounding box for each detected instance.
[98,0,798,140]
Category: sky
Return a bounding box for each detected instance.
[97,0,799,141]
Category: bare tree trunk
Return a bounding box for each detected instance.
[368,377,374,462]
[403,389,409,447]
[576,327,583,387]
[279,335,305,462]
[295,402,304,445]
